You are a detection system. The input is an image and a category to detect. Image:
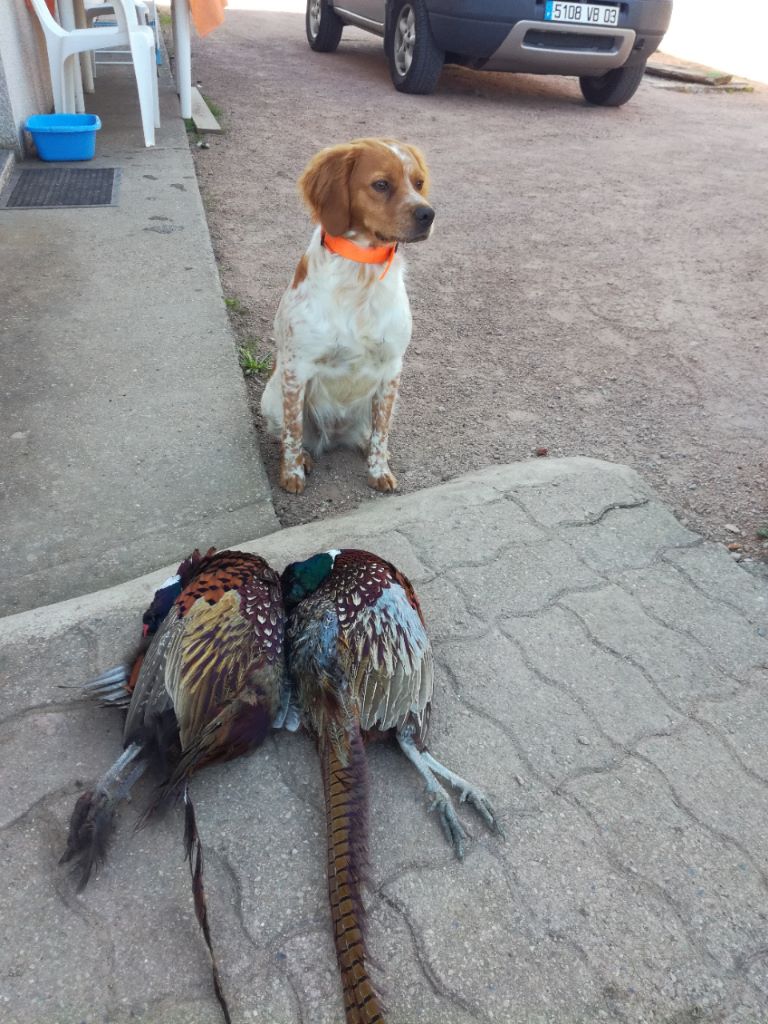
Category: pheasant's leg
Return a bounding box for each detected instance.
[60,741,149,889]
[397,731,469,859]
[367,375,400,492]
[273,681,302,732]
[78,742,146,802]
[280,368,307,494]
[420,750,503,836]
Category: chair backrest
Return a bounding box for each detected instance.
[28,0,142,36]
[110,0,143,31]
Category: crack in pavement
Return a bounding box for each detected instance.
[661,553,768,626]
[377,886,491,1022]
[612,576,764,685]
[630,749,768,892]
[558,497,651,528]
[0,779,84,835]
[0,698,95,730]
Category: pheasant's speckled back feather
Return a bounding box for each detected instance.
[287,549,433,745]
[125,550,286,782]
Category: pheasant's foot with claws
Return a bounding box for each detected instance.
[428,785,469,860]
[397,731,497,859]
[421,751,504,837]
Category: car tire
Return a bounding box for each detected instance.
[306,0,343,52]
[385,0,444,95]
[579,61,648,107]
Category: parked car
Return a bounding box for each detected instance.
[306,0,673,105]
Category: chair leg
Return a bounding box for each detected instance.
[128,34,157,146]
[75,3,95,94]
[73,55,86,113]
[47,41,67,113]
[63,54,77,113]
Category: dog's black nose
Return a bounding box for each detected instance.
[414,205,435,228]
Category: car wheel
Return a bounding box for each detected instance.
[385,0,444,95]
[579,61,647,106]
[306,0,343,52]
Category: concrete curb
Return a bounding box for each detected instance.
[0,456,648,641]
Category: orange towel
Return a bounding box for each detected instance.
[189,0,227,37]
[24,0,57,15]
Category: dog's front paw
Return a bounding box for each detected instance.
[280,463,306,494]
[367,468,398,492]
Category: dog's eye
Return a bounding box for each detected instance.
[414,179,424,192]
[372,180,390,193]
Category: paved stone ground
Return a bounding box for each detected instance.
[1,458,766,1024]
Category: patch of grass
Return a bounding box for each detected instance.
[201,94,224,121]
[158,10,172,28]
[238,344,272,378]
[757,524,768,540]
[225,297,247,314]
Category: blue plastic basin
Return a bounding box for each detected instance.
[25,114,102,162]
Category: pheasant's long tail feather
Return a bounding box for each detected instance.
[322,728,386,1024]
[60,742,148,890]
[183,785,233,1024]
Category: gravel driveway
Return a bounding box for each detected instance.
[187,6,767,563]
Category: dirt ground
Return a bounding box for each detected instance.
[184,7,767,564]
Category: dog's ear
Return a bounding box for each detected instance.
[298,144,357,236]
[402,143,430,198]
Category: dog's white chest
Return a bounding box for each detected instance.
[277,253,413,390]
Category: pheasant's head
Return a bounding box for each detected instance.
[281,549,340,610]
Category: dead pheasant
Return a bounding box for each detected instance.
[282,548,502,1024]
[61,548,289,1024]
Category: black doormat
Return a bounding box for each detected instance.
[0,167,120,210]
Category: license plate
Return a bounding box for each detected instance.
[544,2,620,27]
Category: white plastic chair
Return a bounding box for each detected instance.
[84,1,161,70]
[27,0,159,147]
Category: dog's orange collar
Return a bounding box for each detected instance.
[321,231,398,281]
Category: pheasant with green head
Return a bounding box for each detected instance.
[282,548,501,1024]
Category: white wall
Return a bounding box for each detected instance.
[0,0,53,151]
[662,0,768,83]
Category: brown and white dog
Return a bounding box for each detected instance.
[260,138,434,494]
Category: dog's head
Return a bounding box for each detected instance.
[298,138,434,244]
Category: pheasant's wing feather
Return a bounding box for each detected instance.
[168,591,250,743]
[344,583,434,737]
[123,611,181,747]
[170,587,282,751]
[125,553,285,765]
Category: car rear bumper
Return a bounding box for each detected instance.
[427,0,673,74]
[484,20,635,72]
